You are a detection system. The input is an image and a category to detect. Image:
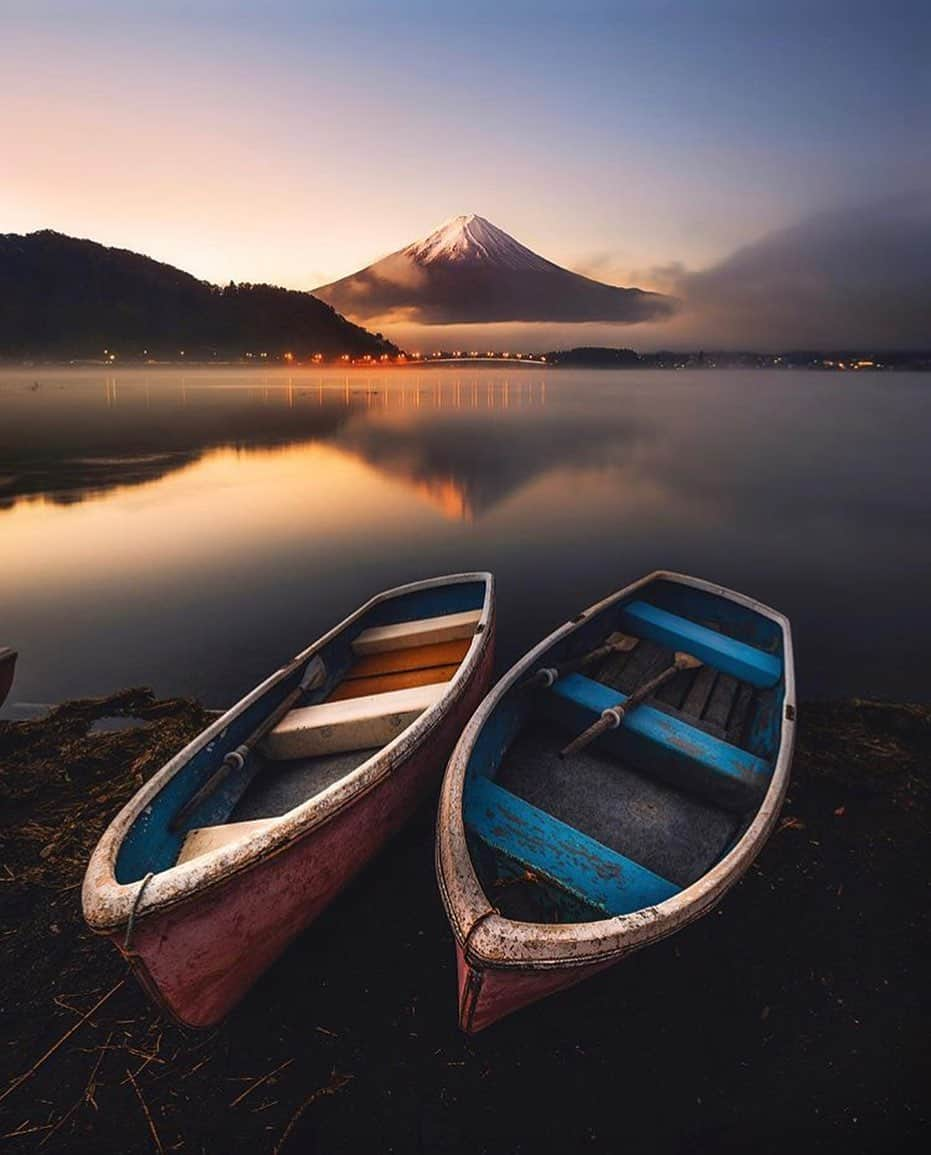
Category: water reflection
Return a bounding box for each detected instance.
[1,366,930,710]
[0,370,554,514]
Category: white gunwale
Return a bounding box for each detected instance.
[84,572,494,933]
[435,570,795,971]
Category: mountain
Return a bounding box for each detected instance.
[314,214,676,326]
[0,231,397,359]
[544,346,642,367]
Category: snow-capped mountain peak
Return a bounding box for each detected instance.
[403,214,556,272]
[314,213,676,326]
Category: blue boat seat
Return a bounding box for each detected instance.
[465,776,679,917]
[550,673,770,812]
[618,601,782,689]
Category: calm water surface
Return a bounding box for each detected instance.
[2,365,929,714]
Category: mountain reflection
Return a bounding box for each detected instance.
[332,406,653,520]
[0,370,647,521]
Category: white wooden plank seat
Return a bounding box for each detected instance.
[351,609,482,656]
[177,818,277,865]
[261,681,448,760]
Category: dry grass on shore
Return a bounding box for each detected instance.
[1,690,928,1153]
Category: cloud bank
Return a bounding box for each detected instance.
[665,193,931,349]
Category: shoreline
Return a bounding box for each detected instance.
[1,689,928,1152]
[3,354,931,372]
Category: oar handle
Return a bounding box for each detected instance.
[559,706,625,759]
[520,634,638,689]
[559,654,700,760]
[168,657,325,833]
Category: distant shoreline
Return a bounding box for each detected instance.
[2,350,930,372]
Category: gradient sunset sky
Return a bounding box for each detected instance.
[2,1,928,347]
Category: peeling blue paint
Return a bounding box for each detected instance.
[465,776,679,916]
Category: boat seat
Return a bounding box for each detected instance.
[550,673,770,813]
[328,638,470,703]
[465,776,679,917]
[618,601,782,689]
[262,681,448,760]
[351,609,482,656]
[176,818,276,866]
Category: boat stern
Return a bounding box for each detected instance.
[456,937,615,1033]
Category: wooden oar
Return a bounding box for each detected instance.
[523,632,639,688]
[559,651,703,760]
[169,657,325,833]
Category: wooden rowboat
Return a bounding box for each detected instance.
[83,573,494,1027]
[436,571,794,1032]
[0,647,17,708]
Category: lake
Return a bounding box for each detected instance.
[2,364,929,715]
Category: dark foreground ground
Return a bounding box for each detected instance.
[0,691,928,1154]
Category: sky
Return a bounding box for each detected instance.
[1,0,929,348]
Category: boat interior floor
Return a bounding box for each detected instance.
[497,725,739,888]
[590,636,757,749]
[230,747,381,822]
[465,611,779,924]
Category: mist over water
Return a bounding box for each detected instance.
[2,365,929,713]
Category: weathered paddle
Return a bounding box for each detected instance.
[559,651,703,760]
[523,632,639,689]
[169,656,326,833]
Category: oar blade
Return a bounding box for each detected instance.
[606,632,639,653]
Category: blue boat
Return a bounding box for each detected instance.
[436,571,795,1032]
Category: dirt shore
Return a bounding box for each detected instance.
[1,690,928,1154]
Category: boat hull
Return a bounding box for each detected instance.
[0,647,16,708]
[457,942,620,1033]
[113,635,493,1027]
[437,571,795,1032]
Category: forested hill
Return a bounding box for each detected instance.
[0,230,397,359]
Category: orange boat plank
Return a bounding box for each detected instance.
[327,665,460,702]
[346,639,471,679]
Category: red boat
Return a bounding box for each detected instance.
[436,571,794,1032]
[83,573,494,1027]
[0,647,16,708]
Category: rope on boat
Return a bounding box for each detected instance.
[123,872,155,952]
[462,908,497,959]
